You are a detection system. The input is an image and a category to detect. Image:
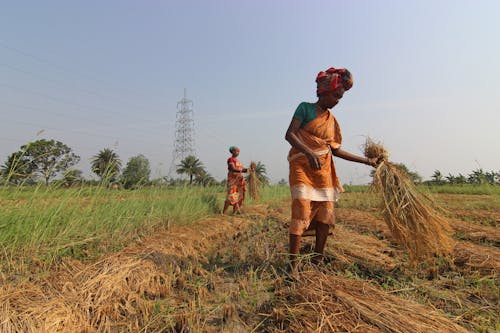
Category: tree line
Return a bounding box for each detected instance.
[369,163,498,186]
[426,169,499,185]
[2,139,496,188]
[0,139,269,188]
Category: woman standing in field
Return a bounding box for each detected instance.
[285,67,381,269]
[223,146,248,214]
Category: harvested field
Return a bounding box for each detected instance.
[0,190,498,332]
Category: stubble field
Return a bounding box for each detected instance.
[0,185,498,332]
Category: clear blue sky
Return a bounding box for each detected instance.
[1,0,499,184]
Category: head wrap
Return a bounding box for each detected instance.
[229,146,238,153]
[316,67,353,96]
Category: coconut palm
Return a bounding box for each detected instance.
[91,148,122,182]
[176,155,204,185]
[249,161,269,185]
[194,169,216,187]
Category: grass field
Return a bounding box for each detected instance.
[0,184,498,332]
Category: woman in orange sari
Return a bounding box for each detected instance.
[223,146,248,214]
[285,67,381,268]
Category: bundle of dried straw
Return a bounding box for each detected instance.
[363,138,454,264]
[246,161,261,200]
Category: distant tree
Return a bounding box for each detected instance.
[247,161,269,185]
[1,151,34,184]
[25,139,80,185]
[121,154,151,189]
[91,148,122,183]
[277,178,288,186]
[176,155,204,185]
[431,170,443,184]
[445,173,467,185]
[194,169,217,187]
[484,170,498,185]
[456,173,467,184]
[3,139,80,185]
[394,163,422,184]
[446,173,458,184]
[62,169,84,187]
[150,177,167,187]
[467,168,487,185]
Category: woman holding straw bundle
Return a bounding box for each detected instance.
[223,146,248,214]
[285,67,381,269]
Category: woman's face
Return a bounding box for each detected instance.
[322,88,345,108]
[232,148,240,157]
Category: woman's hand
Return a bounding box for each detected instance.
[242,168,248,173]
[306,152,322,170]
[367,155,384,167]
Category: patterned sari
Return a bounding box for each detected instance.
[288,109,343,235]
[226,157,246,207]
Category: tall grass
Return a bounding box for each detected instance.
[0,184,227,272]
[0,184,292,273]
[257,185,290,203]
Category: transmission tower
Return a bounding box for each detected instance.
[169,89,195,176]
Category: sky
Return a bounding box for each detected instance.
[1,0,499,184]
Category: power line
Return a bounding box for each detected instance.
[0,40,160,103]
[0,82,157,121]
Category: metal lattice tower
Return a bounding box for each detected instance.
[169,89,195,176]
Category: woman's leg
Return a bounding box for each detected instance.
[233,203,241,214]
[222,200,231,214]
[289,234,301,270]
[312,221,330,263]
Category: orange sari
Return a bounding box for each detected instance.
[288,110,343,235]
[226,157,246,207]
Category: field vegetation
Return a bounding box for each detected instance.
[0,182,498,332]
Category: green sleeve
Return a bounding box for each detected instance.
[293,102,307,121]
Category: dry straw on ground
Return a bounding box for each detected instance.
[270,270,469,333]
[363,138,454,264]
[0,217,249,332]
[246,161,261,200]
[453,241,499,276]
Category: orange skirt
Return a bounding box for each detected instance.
[226,173,246,207]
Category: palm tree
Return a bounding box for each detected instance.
[194,169,216,187]
[91,148,122,182]
[176,155,204,185]
[63,169,84,187]
[247,161,269,185]
[431,170,443,184]
[485,170,499,185]
[467,168,486,184]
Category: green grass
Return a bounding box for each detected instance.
[2,182,496,273]
[0,185,218,269]
[422,184,500,195]
[0,184,291,273]
[258,185,290,203]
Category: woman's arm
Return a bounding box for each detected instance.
[228,161,248,173]
[332,148,380,167]
[285,118,322,170]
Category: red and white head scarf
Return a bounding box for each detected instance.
[316,67,353,96]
